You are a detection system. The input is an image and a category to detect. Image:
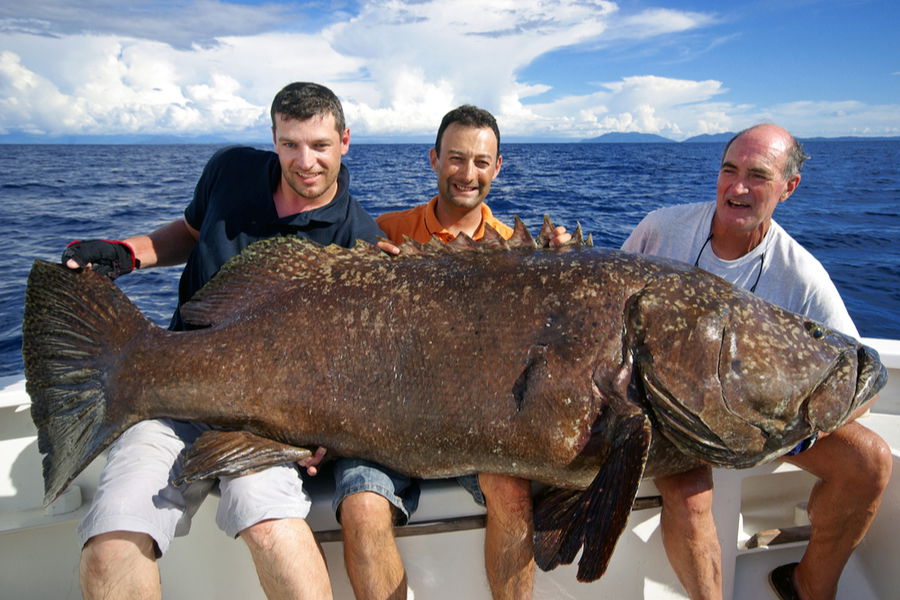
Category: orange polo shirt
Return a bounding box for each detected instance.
[377,196,514,245]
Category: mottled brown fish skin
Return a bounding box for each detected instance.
[24,231,885,509]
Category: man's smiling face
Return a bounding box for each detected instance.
[430,123,501,213]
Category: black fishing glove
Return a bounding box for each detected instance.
[61,239,140,280]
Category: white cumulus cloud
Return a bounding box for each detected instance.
[0,0,898,140]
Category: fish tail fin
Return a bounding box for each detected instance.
[23,259,154,505]
[533,414,651,582]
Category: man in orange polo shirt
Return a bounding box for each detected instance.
[378,105,514,244]
[336,105,568,600]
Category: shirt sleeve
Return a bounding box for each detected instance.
[621,214,654,253]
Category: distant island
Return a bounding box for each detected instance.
[579,132,732,143]
[2,131,899,145]
[579,132,675,144]
[680,133,736,143]
[579,132,900,144]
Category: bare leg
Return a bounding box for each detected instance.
[241,518,331,600]
[479,473,535,599]
[783,422,891,600]
[80,531,161,600]
[340,491,407,600]
[655,466,723,600]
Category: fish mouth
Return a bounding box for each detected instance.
[854,344,888,408]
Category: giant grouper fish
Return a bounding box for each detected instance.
[22,218,887,582]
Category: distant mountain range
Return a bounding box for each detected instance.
[579,131,676,143]
[2,131,899,145]
[580,132,900,144]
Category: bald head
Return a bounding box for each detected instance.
[723,124,809,180]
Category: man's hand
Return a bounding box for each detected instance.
[61,239,140,279]
[547,226,572,247]
[376,239,400,255]
[299,446,328,476]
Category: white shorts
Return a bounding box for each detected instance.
[77,418,312,555]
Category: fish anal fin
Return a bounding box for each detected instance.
[533,413,651,582]
[175,430,313,485]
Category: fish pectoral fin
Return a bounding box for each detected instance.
[532,486,586,570]
[174,430,313,485]
[533,413,651,582]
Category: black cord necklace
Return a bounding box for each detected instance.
[693,232,765,293]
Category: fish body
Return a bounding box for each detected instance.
[22,222,886,581]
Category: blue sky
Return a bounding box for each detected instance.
[1,0,897,141]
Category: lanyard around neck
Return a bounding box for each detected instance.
[693,232,765,293]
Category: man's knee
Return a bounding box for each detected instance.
[846,428,893,494]
[240,518,287,553]
[81,531,156,577]
[340,492,395,535]
[797,424,892,493]
[239,517,321,565]
[656,468,714,519]
[479,474,532,519]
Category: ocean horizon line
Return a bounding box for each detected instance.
[2,134,900,146]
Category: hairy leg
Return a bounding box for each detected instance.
[80,531,161,600]
[241,517,332,600]
[479,473,535,599]
[340,491,407,600]
[784,422,891,600]
[655,466,722,600]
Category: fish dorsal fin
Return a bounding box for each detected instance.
[448,231,478,250]
[479,223,509,249]
[533,215,593,249]
[180,236,385,327]
[509,216,538,248]
[533,413,651,582]
[174,430,314,485]
[537,215,557,247]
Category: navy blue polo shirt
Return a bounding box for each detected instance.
[171,145,383,330]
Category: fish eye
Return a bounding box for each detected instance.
[804,321,825,339]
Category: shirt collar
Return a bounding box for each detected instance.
[424,195,495,241]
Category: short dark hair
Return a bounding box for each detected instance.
[434,105,500,157]
[723,125,809,179]
[270,82,345,134]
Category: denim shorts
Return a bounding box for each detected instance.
[78,418,312,555]
[786,432,819,456]
[456,474,486,506]
[332,458,421,525]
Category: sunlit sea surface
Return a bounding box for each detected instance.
[2,141,898,376]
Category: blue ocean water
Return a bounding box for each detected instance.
[2,141,898,377]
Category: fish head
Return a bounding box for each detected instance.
[630,269,887,468]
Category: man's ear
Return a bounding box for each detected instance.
[429,147,439,172]
[341,128,351,155]
[781,173,801,202]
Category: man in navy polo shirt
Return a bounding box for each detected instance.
[63,82,382,600]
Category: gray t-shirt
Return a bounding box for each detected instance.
[622,201,859,338]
